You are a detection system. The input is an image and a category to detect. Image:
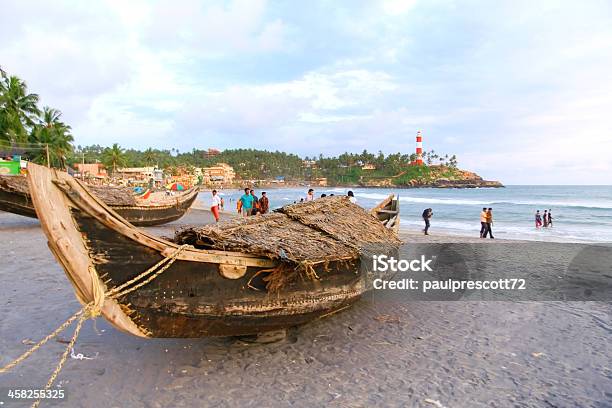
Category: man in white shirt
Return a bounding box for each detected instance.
[210,190,223,223]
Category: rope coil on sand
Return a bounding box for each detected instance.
[0,244,189,408]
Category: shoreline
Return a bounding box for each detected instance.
[187,207,611,245]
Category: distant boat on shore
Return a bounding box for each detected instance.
[0,173,199,226]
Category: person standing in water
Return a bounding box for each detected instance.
[547,209,553,227]
[347,191,357,204]
[306,188,315,201]
[484,207,494,238]
[535,210,542,228]
[210,190,224,223]
[543,210,549,227]
[422,208,433,235]
[480,207,488,238]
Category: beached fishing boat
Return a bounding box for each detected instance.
[0,174,198,226]
[0,173,36,218]
[27,163,401,338]
[370,194,400,233]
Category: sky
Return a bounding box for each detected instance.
[1,0,611,184]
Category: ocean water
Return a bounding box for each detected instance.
[198,185,612,243]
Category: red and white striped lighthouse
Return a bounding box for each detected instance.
[415,131,423,165]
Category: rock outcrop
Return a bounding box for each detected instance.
[359,166,503,188]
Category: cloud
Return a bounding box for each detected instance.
[142,0,292,57]
[382,0,418,15]
[1,0,611,183]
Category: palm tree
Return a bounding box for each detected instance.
[0,68,40,144]
[29,107,74,168]
[102,143,127,174]
[143,148,157,166]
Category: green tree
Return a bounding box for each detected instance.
[143,148,157,166]
[0,68,41,143]
[102,143,127,174]
[29,107,74,168]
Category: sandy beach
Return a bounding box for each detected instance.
[0,209,610,407]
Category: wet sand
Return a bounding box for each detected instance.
[0,210,610,407]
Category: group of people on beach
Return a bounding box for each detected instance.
[422,207,496,238]
[421,206,555,237]
[300,188,357,204]
[209,188,357,223]
[535,209,553,228]
[236,188,270,218]
[209,187,270,222]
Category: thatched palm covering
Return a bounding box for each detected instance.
[174,196,401,265]
[0,174,29,194]
[87,185,137,206]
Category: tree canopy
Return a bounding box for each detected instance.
[0,67,72,166]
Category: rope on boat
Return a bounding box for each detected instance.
[0,244,189,408]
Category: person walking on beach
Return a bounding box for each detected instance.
[210,190,223,223]
[348,190,357,204]
[547,209,553,227]
[422,208,433,235]
[480,207,488,238]
[543,210,549,227]
[535,210,542,228]
[306,188,315,201]
[258,192,269,214]
[484,207,494,238]
[239,188,254,217]
[250,190,260,215]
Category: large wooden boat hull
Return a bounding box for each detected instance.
[0,174,198,226]
[27,164,399,338]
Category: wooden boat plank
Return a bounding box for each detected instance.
[27,165,148,338]
[369,194,394,216]
[376,209,399,214]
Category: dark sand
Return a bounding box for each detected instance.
[0,210,610,407]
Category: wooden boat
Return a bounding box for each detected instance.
[0,173,36,218]
[0,174,199,226]
[27,163,401,338]
[370,194,400,233]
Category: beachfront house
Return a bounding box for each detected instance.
[115,166,164,186]
[74,163,108,182]
[199,163,236,186]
